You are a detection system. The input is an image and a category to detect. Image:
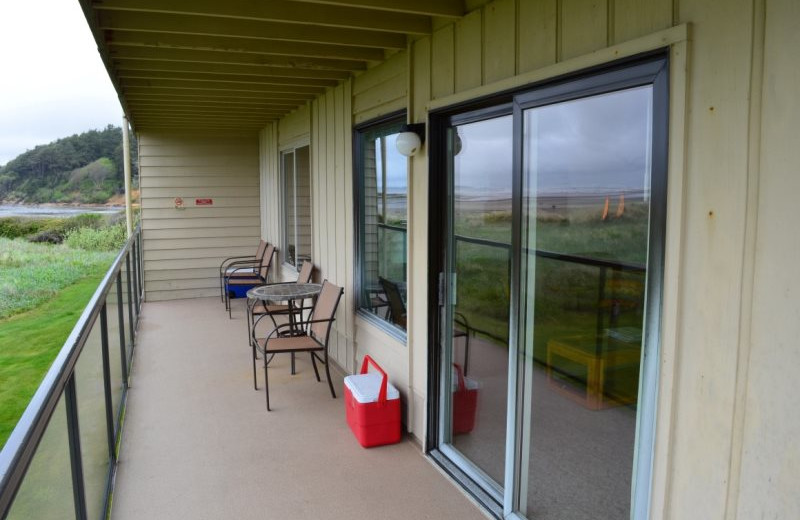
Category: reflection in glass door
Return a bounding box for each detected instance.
[518,86,654,519]
[441,112,513,495]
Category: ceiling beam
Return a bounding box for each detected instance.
[92,0,431,35]
[284,0,465,18]
[109,46,367,71]
[107,31,384,61]
[124,95,304,108]
[121,86,316,101]
[130,105,291,115]
[114,59,352,80]
[131,109,285,120]
[117,69,339,88]
[121,77,326,94]
[133,115,276,125]
[96,10,407,49]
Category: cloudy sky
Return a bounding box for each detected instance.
[0,1,122,166]
[454,86,653,197]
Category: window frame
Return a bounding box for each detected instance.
[279,144,311,269]
[353,110,408,340]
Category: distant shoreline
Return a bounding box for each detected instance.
[0,203,125,219]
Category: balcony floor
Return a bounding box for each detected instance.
[112,297,486,520]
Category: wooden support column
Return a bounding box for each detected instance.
[122,116,133,237]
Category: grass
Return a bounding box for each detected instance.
[452,201,650,350]
[0,273,107,447]
[0,236,118,448]
[0,237,117,319]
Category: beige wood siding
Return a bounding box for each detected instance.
[353,52,407,125]
[310,81,358,373]
[140,131,260,301]
[254,1,800,517]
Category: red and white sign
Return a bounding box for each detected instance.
[195,198,213,206]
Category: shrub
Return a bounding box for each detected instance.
[28,230,64,244]
[0,218,45,239]
[63,222,127,251]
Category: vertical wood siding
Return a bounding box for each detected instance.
[140,131,260,301]
[254,0,800,517]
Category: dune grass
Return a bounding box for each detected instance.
[0,237,116,319]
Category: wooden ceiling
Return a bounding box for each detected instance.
[78,0,466,131]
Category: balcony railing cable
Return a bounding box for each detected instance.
[0,224,144,520]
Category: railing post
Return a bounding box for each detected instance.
[116,275,129,387]
[65,374,88,520]
[126,253,135,348]
[131,240,140,319]
[138,228,144,305]
[99,305,116,463]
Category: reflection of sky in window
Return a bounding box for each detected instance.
[375,133,407,194]
[526,85,652,196]
[454,115,513,198]
[452,86,652,198]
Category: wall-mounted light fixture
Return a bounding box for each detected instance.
[395,123,426,157]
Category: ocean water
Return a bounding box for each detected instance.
[0,204,123,218]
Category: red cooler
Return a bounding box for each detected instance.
[344,355,401,448]
[452,363,479,435]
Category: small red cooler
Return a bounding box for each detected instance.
[344,355,401,448]
[452,363,479,435]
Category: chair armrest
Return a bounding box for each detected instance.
[219,254,255,269]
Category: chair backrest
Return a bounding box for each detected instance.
[259,243,275,279]
[310,280,344,342]
[296,261,314,284]
[255,239,267,260]
[379,277,406,326]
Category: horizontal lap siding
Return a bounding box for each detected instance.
[139,131,261,300]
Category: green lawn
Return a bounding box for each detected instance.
[0,273,107,447]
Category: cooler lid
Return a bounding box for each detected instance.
[344,373,400,403]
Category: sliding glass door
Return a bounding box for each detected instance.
[432,56,668,519]
[439,110,514,497]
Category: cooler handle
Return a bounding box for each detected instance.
[360,355,388,404]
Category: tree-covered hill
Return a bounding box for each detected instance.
[0,125,138,204]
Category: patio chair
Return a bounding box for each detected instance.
[246,261,315,349]
[252,280,344,411]
[378,277,407,328]
[378,277,471,371]
[218,239,267,302]
[224,243,276,318]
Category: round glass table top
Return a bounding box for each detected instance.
[247,283,322,301]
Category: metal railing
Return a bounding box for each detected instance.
[452,233,646,345]
[0,224,144,520]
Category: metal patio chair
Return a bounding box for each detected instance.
[223,243,276,318]
[378,277,472,372]
[251,280,344,411]
[218,239,267,302]
[246,260,316,350]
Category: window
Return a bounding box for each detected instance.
[280,145,311,267]
[354,115,407,333]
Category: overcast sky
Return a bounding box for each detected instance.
[0,0,122,166]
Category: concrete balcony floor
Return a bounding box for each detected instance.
[112,297,486,520]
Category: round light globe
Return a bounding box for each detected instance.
[396,131,422,157]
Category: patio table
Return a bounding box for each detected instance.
[248,283,322,374]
